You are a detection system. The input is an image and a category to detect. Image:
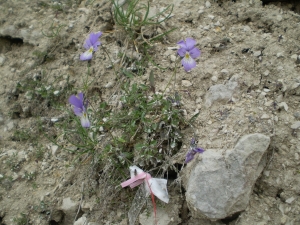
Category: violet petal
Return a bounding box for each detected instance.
[189,47,201,59]
[69,95,83,108]
[185,38,196,50]
[181,56,196,72]
[177,40,187,49]
[177,47,187,57]
[80,48,93,61]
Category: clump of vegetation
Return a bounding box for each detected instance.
[13,213,31,225]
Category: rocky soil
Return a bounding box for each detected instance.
[1,0,300,225]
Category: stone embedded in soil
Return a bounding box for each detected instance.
[253,51,262,57]
[205,1,211,8]
[0,54,6,66]
[185,133,270,219]
[285,197,295,204]
[170,55,176,62]
[182,80,192,87]
[291,121,300,129]
[278,102,288,111]
[60,197,79,224]
[205,75,238,107]
[74,216,87,225]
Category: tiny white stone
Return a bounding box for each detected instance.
[261,114,270,119]
[291,54,298,60]
[211,76,218,82]
[278,102,288,111]
[276,15,282,21]
[263,70,270,76]
[220,69,228,74]
[285,197,295,204]
[276,52,284,58]
[253,51,261,57]
[0,55,6,66]
[198,9,204,14]
[170,55,176,62]
[167,46,179,50]
[182,80,192,87]
[104,81,114,88]
[203,25,210,30]
[207,14,214,20]
[53,90,60,95]
[205,1,211,8]
[51,145,59,155]
[263,171,270,177]
[264,100,273,107]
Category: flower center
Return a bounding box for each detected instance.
[185,52,190,59]
[88,47,93,53]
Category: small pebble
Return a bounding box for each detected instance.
[105,82,114,88]
[280,215,287,224]
[285,197,295,204]
[211,76,218,82]
[182,80,192,87]
[0,55,6,66]
[220,69,228,74]
[276,52,284,58]
[291,54,298,60]
[53,90,60,95]
[207,14,214,20]
[276,15,282,21]
[291,121,300,129]
[203,25,210,30]
[293,112,300,118]
[278,102,288,111]
[261,114,270,119]
[205,1,211,8]
[254,51,262,57]
[263,70,270,76]
[170,55,176,62]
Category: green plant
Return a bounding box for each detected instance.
[15,71,73,110]
[112,0,173,38]
[34,146,45,161]
[13,213,30,225]
[12,129,33,142]
[112,0,175,76]
[32,50,55,63]
[42,22,66,38]
[56,78,186,178]
[23,171,37,181]
[6,152,21,172]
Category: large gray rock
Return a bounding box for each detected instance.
[185,133,270,219]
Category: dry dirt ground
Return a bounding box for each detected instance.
[0,0,300,225]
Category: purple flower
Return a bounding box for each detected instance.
[80,32,102,61]
[185,138,205,163]
[68,92,90,128]
[177,38,201,72]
